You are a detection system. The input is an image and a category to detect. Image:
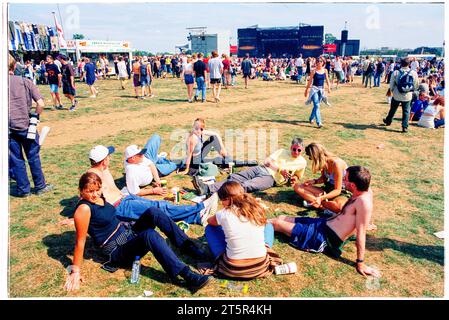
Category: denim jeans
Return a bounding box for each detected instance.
[435,118,445,128]
[110,207,188,279]
[205,223,275,259]
[309,91,322,126]
[195,76,206,101]
[208,166,275,194]
[364,72,373,87]
[9,129,46,195]
[385,98,412,129]
[373,73,382,87]
[115,193,203,224]
[143,134,178,176]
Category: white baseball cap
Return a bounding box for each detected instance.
[89,145,115,163]
[125,145,147,159]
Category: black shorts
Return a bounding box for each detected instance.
[62,83,76,96]
[210,78,221,84]
[243,73,251,78]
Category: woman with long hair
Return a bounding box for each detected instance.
[181,56,195,102]
[304,57,331,128]
[64,172,213,292]
[418,96,445,129]
[204,181,282,279]
[294,143,349,215]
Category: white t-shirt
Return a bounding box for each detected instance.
[208,57,224,79]
[215,208,267,260]
[334,59,343,72]
[410,60,419,72]
[295,57,304,67]
[125,157,154,195]
[117,61,128,77]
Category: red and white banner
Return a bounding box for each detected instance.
[323,44,337,53]
[53,14,67,49]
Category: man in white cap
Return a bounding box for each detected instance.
[124,144,167,196]
[87,145,217,226]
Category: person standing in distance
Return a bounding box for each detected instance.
[241,53,253,89]
[57,54,78,112]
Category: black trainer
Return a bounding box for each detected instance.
[402,127,408,133]
[382,118,391,126]
[194,95,198,102]
[180,267,213,292]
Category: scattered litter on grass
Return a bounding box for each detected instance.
[434,231,444,239]
[376,144,385,149]
[220,280,249,294]
[143,290,154,297]
[191,195,207,203]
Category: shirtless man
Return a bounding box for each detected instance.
[269,166,381,277]
[87,145,218,226]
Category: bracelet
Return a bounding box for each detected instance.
[67,265,80,274]
[356,259,364,264]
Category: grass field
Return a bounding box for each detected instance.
[8,75,444,298]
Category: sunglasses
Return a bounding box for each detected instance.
[292,147,303,152]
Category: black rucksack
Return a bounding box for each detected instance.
[397,70,415,93]
[140,63,148,77]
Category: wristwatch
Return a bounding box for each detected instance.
[356,259,364,263]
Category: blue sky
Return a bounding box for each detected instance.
[8,2,444,53]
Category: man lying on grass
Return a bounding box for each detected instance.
[269,166,381,277]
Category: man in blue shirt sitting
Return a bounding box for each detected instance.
[409,92,429,122]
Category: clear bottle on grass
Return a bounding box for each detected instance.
[130,256,141,284]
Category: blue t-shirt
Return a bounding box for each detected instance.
[84,62,96,84]
[411,100,428,120]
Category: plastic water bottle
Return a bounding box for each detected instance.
[130,256,141,284]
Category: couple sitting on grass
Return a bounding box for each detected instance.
[65,162,379,292]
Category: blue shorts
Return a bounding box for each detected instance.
[289,217,327,253]
[184,74,194,84]
[140,76,151,86]
[290,217,344,257]
[49,84,59,93]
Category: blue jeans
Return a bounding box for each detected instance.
[205,223,274,259]
[309,91,322,126]
[115,193,203,224]
[9,129,46,195]
[195,76,206,101]
[110,207,189,279]
[373,73,382,87]
[144,134,178,176]
[364,72,373,87]
[435,118,445,128]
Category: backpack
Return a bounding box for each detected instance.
[397,70,415,93]
[366,62,374,74]
[140,63,148,77]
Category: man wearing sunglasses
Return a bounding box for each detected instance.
[193,137,307,196]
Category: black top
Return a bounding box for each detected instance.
[61,63,75,85]
[76,197,121,246]
[312,71,325,87]
[193,60,207,78]
[45,63,60,85]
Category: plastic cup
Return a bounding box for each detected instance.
[274,262,297,275]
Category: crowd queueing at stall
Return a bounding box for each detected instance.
[8,46,444,294]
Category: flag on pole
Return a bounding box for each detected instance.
[53,13,67,49]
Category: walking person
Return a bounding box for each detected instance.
[373,58,384,87]
[83,58,98,98]
[304,57,331,128]
[364,58,374,88]
[44,55,63,109]
[132,57,141,98]
[382,58,419,133]
[241,53,253,89]
[8,54,53,197]
[57,55,78,112]
[140,56,155,99]
[181,56,195,102]
[117,56,129,90]
[208,51,224,103]
[193,52,207,102]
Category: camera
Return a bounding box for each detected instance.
[26,113,39,140]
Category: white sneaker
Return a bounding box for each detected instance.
[303,200,312,208]
[158,152,168,159]
[200,193,219,226]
